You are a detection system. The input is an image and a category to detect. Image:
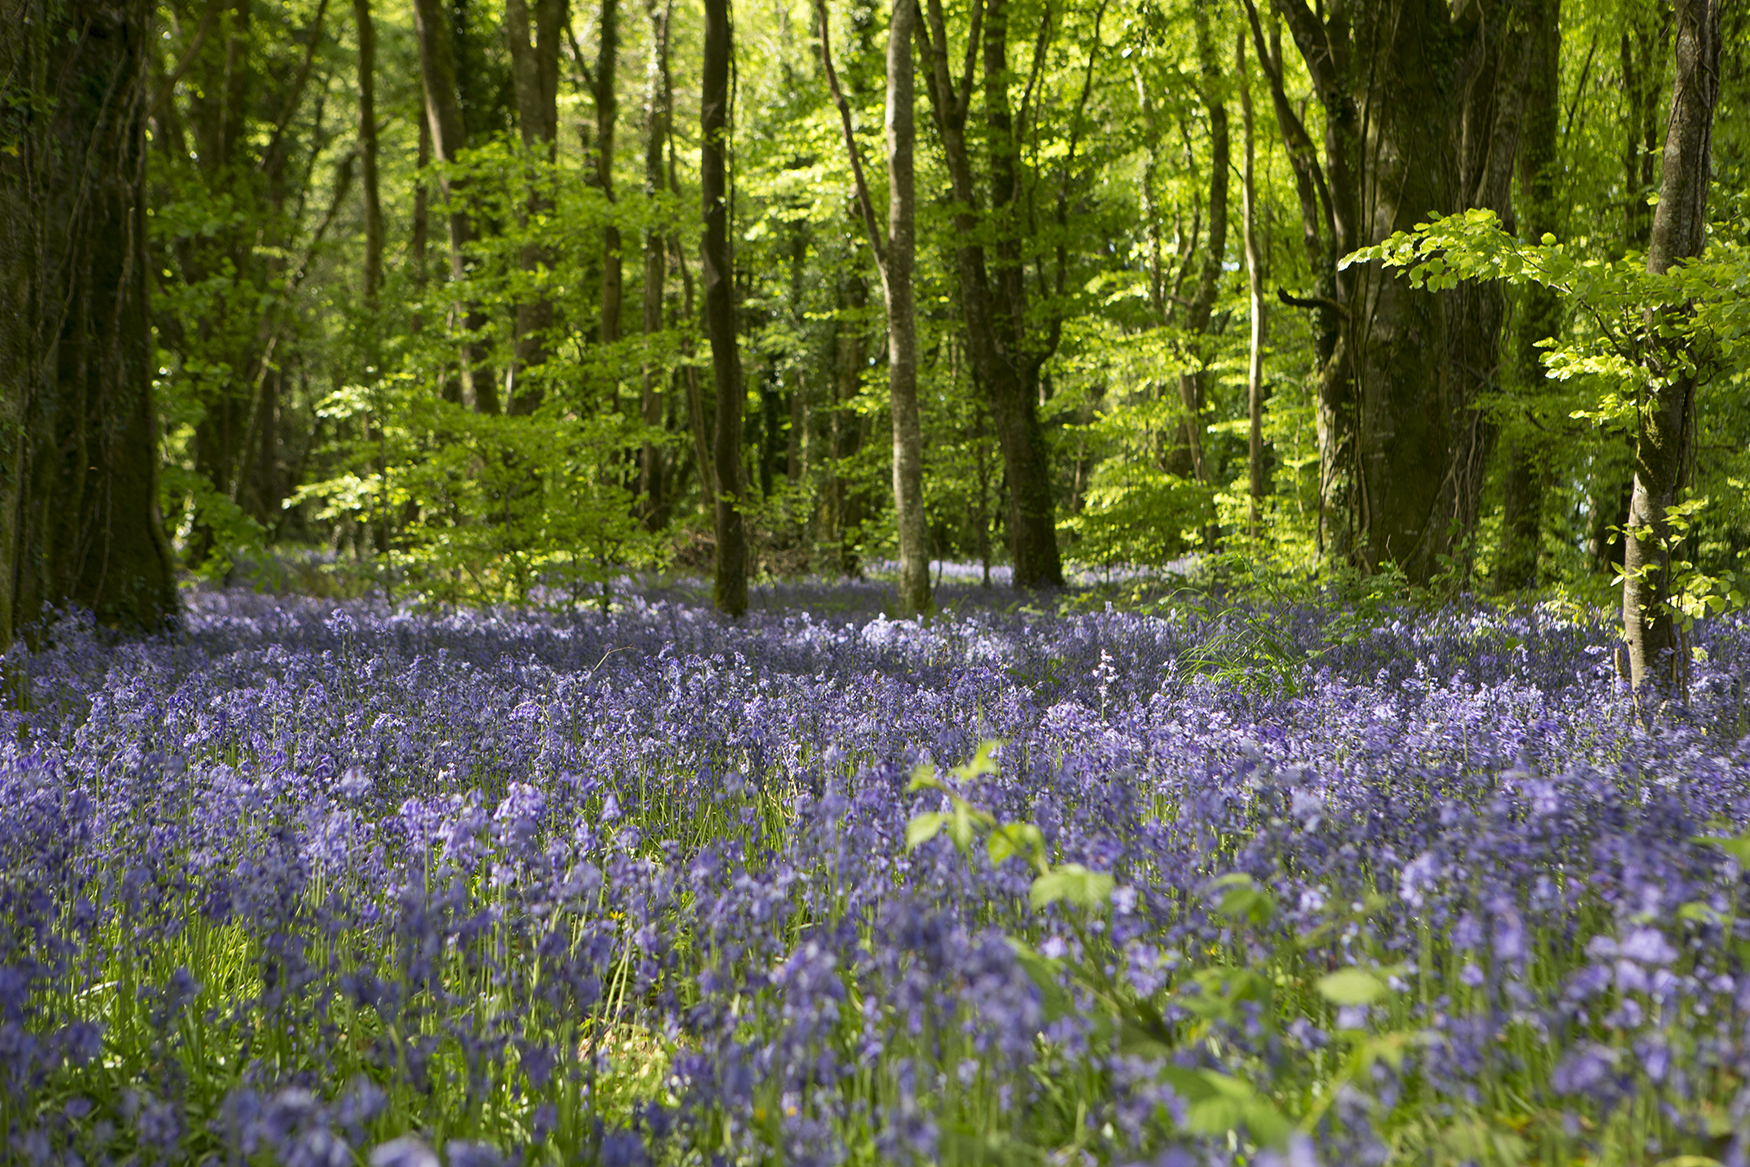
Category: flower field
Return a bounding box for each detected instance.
[3,585,1749,1166]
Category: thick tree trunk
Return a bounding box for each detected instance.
[1275,0,1528,583]
[1623,0,1720,692]
[413,0,498,413]
[702,0,746,615]
[916,0,1064,588]
[0,0,180,646]
[1497,0,1561,592]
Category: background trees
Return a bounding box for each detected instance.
[1,0,1745,650]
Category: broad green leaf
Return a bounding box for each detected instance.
[905,812,944,850]
[950,739,1004,782]
[905,763,941,793]
[988,822,1045,869]
[1696,833,1750,865]
[1208,873,1275,925]
[1317,967,1390,1006]
[1158,1067,1292,1148]
[1030,864,1116,911]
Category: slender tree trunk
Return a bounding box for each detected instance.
[597,0,623,351]
[505,0,562,414]
[1238,30,1267,539]
[702,0,745,614]
[412,0,498,412]
[1497,0,1561,592]
[355,0,384,306]
[412,109,431,336]
[1623,0,1720,692]
[817,0,928,615]
[0,0,180,646]
[884,0,926,614]
[1174,4,1228,494]
[638,0,672,526]
[832,272,868,576]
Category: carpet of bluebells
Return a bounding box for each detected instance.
[3,580,1750,1167]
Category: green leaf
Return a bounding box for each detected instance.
[1030,863,1116,911]
[1316,967,1391,1006]
[988,822,1046,869]
[950,739,1004,782]
[905,812,944,851]
[1208,873,1275,926]
[1158,1067,1292,1148]
[905,763,941,793]
[1696,833,1750,865]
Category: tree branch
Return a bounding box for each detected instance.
[812,0,889,287]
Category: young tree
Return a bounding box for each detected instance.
[817,0,929,616]
[0,0,180,645]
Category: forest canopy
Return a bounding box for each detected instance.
[1,0,1745,680]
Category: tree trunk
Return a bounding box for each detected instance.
[597,0,623,351]
[1238,29,1267,539]
[1496,0,1561,592]
[505,0,562,414]
[817,0,928,615]
[355,0,384,306]
[832,272,869,577]
[0,0,180,646]
[884,0,927,615]
[1174,4,1228,493]
[702,0,746,615]
[1622,0,1721,692]
[413,0,498,413]
[638,0,672,526]
[916,0,1065,588]
[1273,0,1530,582]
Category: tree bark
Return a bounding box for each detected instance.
[596,0,623,351]
[1238,30,1267,539]
[1497,0,1561,592]
[0,0,180,646]
[816,0,928,615]
[505,0,562,414]
[1174,4,1228,494]
[702,0,746,615]
[1272,0,1531,582]
[355,0,384,307]
[638,0,672,526]
[1622,0,1721,692]
[413,0,498,413]
[916,0,1066,588]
